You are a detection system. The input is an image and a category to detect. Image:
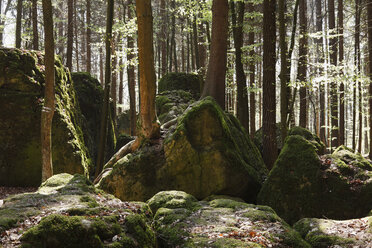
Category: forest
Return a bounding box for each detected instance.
[0,0,372,247]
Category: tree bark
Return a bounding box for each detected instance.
[368,0,372,158]
[192,16,200,70]
[201,0,229,109]
[328,0,338,151]
[127,2,136,136]
[95,0,114,178]
[353,0,361,151]
[41,0,55,182]
[67,0,74,71]
[231,1,249,132]
[15,0,22,48]
[32,0,38,50]
[298,0,308,128]
[262,0,277,169]
[132,0,160,150]
[86,0,92,73]
[338,0,345,145]
[248,3,256,138]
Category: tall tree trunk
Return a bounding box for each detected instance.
[298,0,308,128]
[328,0,338,151]
[262,0,277,169]
[248,2,256,138]
[368,0,372,158]
[338,0,345,145]
[316,0,326,147]
[127,2,136,136]
[95,0,114,178]
[231,1,249,132]
[99,47,104,86]
[111,41,117,119]
[15,0,23,48]
[354,0,361,151]
[201,0,229,109]
[86,0,92,73]
[67,0,73,71]
[132,0,160,151]
[279,0,288,142]
[160,0,166,76]
[192,16,200,70]
[41,0,55,182]
[0,0,11,46]
[74,0,79,71]
[32,0,38,50]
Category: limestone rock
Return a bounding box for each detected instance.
[150,190,310,248]
[0,48,90,186]
[257,127,371,224]
[98,97,267,202]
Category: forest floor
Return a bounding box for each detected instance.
[0,187,37,207]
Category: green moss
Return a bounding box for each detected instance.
[124,214,156,248]
[80,195,99,208]
[147,191,199,213]
[287,126,325,153]
[331,145,372,172]
[158,72,202,97]
[20,214,122,248]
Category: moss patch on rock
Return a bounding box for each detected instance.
[98,97,267,202]
[294,217,372,247]
[158,72,202,98]
[152,191,310,248]
[0,48,90,186]
[258,127,372,224]
[72,72,116,165]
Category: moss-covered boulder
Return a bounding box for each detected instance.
[115,134,135,153]
[257,127,371,224]
[156,90,195,124]
[150,191,310,247]
[0,48,90,186]
[294,217,372,247]
[158,72,202,98]
[0,173,156,247]
[253,123,283,155]
[98,97,267,202]
[72,72,116,163]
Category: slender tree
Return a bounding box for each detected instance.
[338,0,345,145]
[15,0,22,48]
[66,0,73,71]
[262,0,277,169]
[160,0,167,75]
[32,0,38,50]
[201,0,229,109]
[298,0,308,128]
[95,0,114,178]
[131,0,160,151]
[368,0,372,158]
[41,0,55,182]
[231,0,248,132]
[0,0,12,46]
[127,2,137,136]
[353,0,361,151]
[86,0,92,73]
[328,0,338,150]
[248,2,256,138]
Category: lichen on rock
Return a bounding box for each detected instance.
[0,48,90,186]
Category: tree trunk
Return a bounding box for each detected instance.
[132,0,160,150]
[354,0,361,151]
[338,0,345,145]
[127,2,136,136]
[15,0,22,48]
[32,0,38,50]
[95,0,114,178]
[262,0,277,169]
[160,0,167,76]
[368,0,372,158]
[86,0,92,73]
[248,2,256,138]
[66,0,73,71]
[99,47,104,86]
[41,0,55,182]
[111,40,117,119]
[328,0,338,151]
[298,0,308,128]
[279,0,288,142]
[201,0,229,109]
[231,1,249,132]
[316,0,326,147]
[192,16,200,70]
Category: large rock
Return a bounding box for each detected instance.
[0,48,90,186]
[150,191,311,248]
[158,72,202,98]
[294,217,372,247]
[98,97,268,202]
[72,72,116,164]
[0,173,156,247]
[257,127,371,224]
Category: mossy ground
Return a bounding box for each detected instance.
[0,48,90,186]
